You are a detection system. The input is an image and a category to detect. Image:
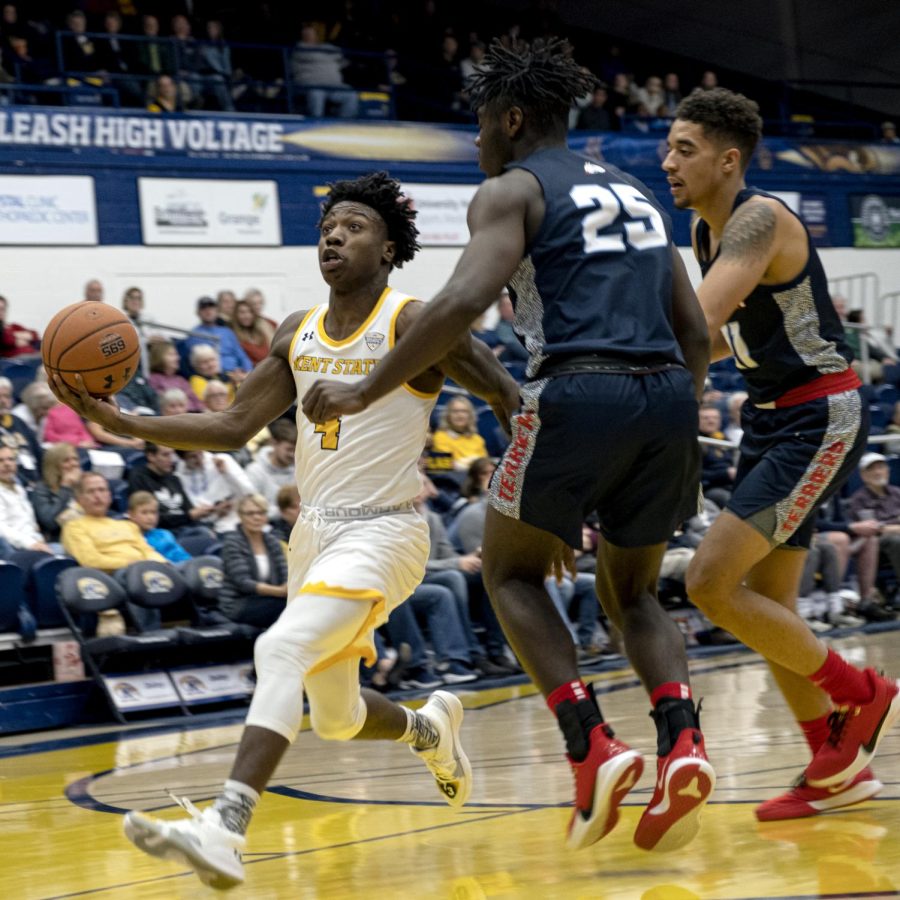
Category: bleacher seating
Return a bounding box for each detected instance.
[28,556,78,629]
[0,562,32,638]
[56,565,185,722]
[1,358,42,399]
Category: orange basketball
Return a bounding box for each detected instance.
[42,302,140,397]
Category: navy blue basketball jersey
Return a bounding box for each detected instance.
[504,147,686,378]
[696,188,853,406]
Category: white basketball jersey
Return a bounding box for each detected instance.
[289,287,439,511]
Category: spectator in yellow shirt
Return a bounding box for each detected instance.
[432,396,489,470]
[62,472,166,573]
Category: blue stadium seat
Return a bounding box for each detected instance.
[502,361,527,381]
[118,449,146,471]
[869,404,888,432]
[1,358,42,398]
[178,532,221,557]
[0,561,28,633]
[889,457,900,486]
[429,404,445,431]
[28,556,78,628]
[174,338,193,378]
[108,478,129,513]
[881,364,900,387]
[123,453,146,476]
[875,383,899,408]
[477,407,508,458]
[842,467,863,497]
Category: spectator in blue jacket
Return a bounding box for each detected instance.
[127,491,191,563]
[186,296,252,378]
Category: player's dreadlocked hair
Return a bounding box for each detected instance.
[675,88,763,172]
[318,171,420,268]
[467,37,596,133]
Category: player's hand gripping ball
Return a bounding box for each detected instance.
[42,302,140,397]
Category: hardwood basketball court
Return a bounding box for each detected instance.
[2,631,898,899]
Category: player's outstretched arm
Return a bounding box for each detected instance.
[669,246,709,400]
[49,314,304,451]
[301,173,532,425]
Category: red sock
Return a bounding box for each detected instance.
[650,682,692,707]
[809,649,875,706]
[547,679,591,716]
[799,714,832,754]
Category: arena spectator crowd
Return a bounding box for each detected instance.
[0,1,881,136]
[2,256,900,697]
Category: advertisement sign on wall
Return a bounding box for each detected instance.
[0,174,97,245]
[401,182,478,246]
[850,194,900,247]
[138,177,281,245]
[771,191,831,245]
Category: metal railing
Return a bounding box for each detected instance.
[0,80,120,107]
[47,31,395,118]
[829,272,881,323]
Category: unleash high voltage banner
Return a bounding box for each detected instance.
[1,107,898,176]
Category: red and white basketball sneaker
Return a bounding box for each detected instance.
[755,767,882,821]
[805,672,900,787]
[633,728,716,852]
[566,723,644,850]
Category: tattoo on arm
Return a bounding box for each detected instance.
[718,203,776,266]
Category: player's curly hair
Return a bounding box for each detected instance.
[467,37,596,133]
[318,171,420,268]
[675,88,763,172]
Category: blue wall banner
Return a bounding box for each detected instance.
[1,107,898,176]
[0,107,887,247]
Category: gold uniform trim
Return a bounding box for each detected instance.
[316,286,392,349]
[300,581,386,673]
[389,295,443,399]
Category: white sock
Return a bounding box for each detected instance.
[213,779,260,835]
[397,706,439,750]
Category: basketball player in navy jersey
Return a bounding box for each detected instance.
[664,88,899,820]
[304,39,715,853]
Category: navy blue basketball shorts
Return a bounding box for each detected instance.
[489,367,701,548]
[728,389,868,549]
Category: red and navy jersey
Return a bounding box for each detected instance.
[697,188,854,407]
[505,147,685,378]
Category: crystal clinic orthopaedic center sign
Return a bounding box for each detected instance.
[138,178,282,246]
[0,174,97,245]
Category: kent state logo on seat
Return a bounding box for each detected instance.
[142,571,174,594]
[77,577,109,600]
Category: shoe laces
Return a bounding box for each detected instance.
[168,793,246,849]
[826,709,849,747]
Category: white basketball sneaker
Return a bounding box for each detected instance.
[410,690,473,807]
[123,795,245,890]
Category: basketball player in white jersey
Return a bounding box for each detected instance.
[51,172,521,890]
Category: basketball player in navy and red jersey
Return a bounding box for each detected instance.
[665,88,900,820]
[304,39,715,853]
